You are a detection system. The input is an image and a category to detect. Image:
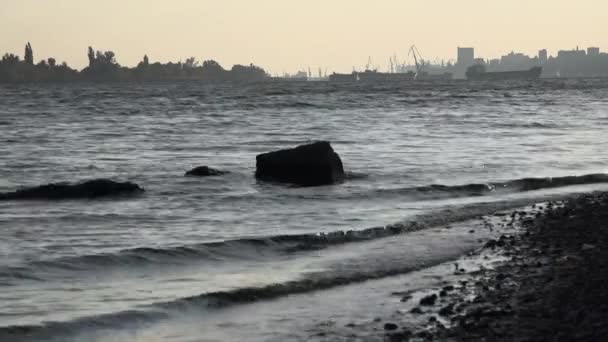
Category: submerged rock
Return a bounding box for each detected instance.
[0,179,144,200]
[384,323,399,331]
[185,166,228,177]
[255,141,345,186]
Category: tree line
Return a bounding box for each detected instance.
[0,43,269,83]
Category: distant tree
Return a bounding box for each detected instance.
[24,42,34,65]
[47,58,56,67]
[87,46,95,67]
[184,57,198,68]
[95,50,116,65]
[2,53,20,64]
[95,51,104,64]
[103,51,116,65]
[143,55,149,66]
[202,60,224,71]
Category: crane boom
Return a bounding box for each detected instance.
[409,45,425,78]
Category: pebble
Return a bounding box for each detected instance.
[439,304,455,316]
[410,307,423,314]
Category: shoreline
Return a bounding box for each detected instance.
[377,191,608,341]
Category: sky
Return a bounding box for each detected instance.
[1,0,606,73]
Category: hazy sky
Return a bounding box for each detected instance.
[1,0,606,73]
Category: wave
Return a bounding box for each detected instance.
[1,261,429,340]
[0,230,490,340]
[371,173,608,200]
[493,121,559,129]
[0,188,591,340]
[2,173,606,284]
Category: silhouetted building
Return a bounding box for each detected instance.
[473,58,485,65]
[453,47,475,78]
[587,47,600,56]
[538,49,548,64]
[457,47,474,66]
[499,52,533,71]
[558,48,586,59]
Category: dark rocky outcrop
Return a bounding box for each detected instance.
[185,166,228,177]
[0,179,144,200]
[255,141,345,186]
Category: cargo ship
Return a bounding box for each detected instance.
[356,70,416,82]
[328,72,358,82]
[466,65,542,81]
[329,70,422,82]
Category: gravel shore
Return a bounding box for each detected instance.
[382,192,608,341]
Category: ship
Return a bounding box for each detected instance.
[356,70,416,82]
[328,72,358,82]
[329,70,418,82]
[416,71,453,81]
[466,64,542,81]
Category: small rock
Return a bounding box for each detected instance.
[484,239,498,249]
[416,330,432,339]
[384,323,399,331]
[420,294,438,306]
[388,331,412,342]
[410,307,423,314]
[439,304,455,316]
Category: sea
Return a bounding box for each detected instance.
[1,79,607,341]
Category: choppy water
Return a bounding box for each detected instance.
[1,79,608,341]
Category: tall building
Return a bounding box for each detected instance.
[457,47,474,66]
[587,47,600,56]
[538,49,548,64]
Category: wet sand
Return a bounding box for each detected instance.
[380,192,608,341]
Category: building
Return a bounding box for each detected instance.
[473,58,485,65]
[587,47,600,56]
[558,48,586,59]
[457,47,474,66]
[538,49,548,64]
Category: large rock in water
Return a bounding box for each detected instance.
[0,179,144,200]
[255,141,345,186]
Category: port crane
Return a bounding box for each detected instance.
[409,45,425,79]
[365,56,373,71]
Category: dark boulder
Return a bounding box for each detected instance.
[185,166,228,177]
[420,293,438,306]
[0,179,144,200]
[255,141,345,186]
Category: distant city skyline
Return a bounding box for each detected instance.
[1,0,606,73]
